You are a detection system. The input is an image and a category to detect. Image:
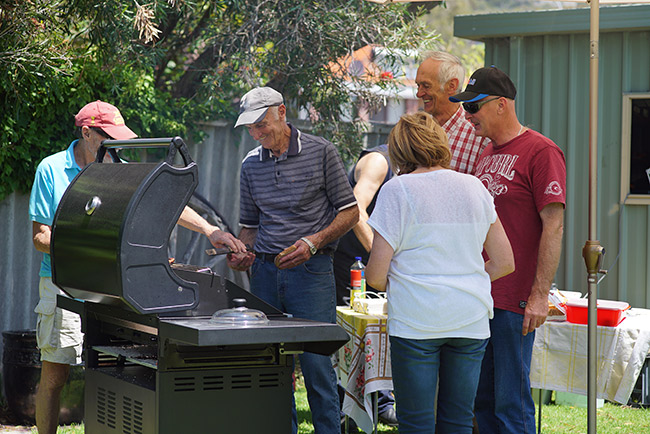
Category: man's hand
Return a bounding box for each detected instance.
[522,202,564,336]
[522,289,549,336]
[178,206,248,255]
[275,239,312,270]
[226,227,257,272]
[32,221,52,253]
[208,228,247,253]
[227,251,256,271]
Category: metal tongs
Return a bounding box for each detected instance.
[205,245,254,256]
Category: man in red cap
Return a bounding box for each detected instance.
[28,100,246,434]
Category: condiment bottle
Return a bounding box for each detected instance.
[350,257,366,306]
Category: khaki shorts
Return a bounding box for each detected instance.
[34,277,83,365]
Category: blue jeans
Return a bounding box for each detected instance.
[389,335,488,434]
[474,308,537,434]
[251,254,339,434]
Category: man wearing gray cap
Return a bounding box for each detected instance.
[450,67,566,434]
[228,87,359,434]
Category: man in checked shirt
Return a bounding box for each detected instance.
[415,51,490,174]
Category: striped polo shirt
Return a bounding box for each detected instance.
[239,124,357,254]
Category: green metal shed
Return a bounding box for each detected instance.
[454,4,650,308]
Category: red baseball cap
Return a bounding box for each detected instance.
[74,100,137,140]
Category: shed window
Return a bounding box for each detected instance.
[620,94,650,205]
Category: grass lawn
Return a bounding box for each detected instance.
[296,374,650,434]
[535,402,650,434]
[14,375,650,433]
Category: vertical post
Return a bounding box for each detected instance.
[373,391,379,434]
[585,0,601,433]
[583,241,603,433]
[537,388,543,434]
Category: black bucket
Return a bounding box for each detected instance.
[2,329,84,425]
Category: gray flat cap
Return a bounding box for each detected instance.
[235,87,284,127]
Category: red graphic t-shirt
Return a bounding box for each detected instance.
[474,129,566,314]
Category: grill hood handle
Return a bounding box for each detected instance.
[96,137,195,168]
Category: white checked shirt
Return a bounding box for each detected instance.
[443,106,490,174]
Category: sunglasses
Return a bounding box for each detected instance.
[463,97,500,115]
[91,127,114,140]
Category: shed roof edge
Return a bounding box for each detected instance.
[454,4,650,41]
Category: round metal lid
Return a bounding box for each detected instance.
[210,298,269,326]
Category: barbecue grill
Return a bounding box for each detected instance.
[50,137,348,434]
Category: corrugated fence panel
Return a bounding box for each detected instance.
[563,32,592,296]
[189,121,253,232]
[597,31,625,302]
[627,31,650,93]
[364,123,394,150]
[166,122,257,291]
[0,193,43,356]
[619,30,650,308]
[620,206,649,308]
[542,34,572,289]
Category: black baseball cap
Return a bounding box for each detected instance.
[449,66,517,103]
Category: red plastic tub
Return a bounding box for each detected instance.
[565,299,630,326]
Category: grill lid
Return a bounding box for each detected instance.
[51,137,201,314]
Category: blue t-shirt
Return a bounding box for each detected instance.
[29,141,81,277]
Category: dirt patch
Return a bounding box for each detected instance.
[0,426,32,433]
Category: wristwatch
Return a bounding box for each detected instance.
[300,237,317,255]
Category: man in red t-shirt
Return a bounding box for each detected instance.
[450,66,566,434]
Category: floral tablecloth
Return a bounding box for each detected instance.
[336,307,392,434]
[335,305,650,431]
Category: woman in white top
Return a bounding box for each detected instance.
[366,112,514,434]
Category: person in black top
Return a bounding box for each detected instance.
[333,144,398,428]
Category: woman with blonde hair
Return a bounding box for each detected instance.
[366,112,514,433]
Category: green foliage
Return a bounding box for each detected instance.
[1,0,438,201]
[1,1,72,199]
[0,55,198,199]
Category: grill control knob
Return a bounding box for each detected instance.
[85,196,102,216]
